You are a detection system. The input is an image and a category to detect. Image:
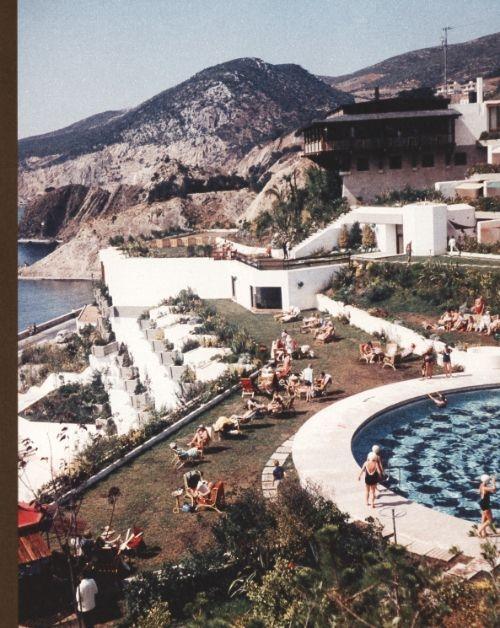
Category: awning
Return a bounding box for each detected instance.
[448,219,474,229]
[18,502,45,531]
[18,532,51,565]
[455,182,483,190]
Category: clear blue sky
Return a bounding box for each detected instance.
[18,0,500,138]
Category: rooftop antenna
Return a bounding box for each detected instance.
[441,26,454,91]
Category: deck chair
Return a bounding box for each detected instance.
[382,342,399,370]
[316,328,335,344]
[195,481,225,513]
[170,444,203,469]
[359,344,374,363]
[118,526,145,554]
[240,377,257,398]
[283,394,296,415]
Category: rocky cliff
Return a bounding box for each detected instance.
[19,57,352,203]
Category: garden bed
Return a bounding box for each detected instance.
[22,372,109,424]
[325,259,500,347]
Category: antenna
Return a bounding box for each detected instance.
[441,26,454,91]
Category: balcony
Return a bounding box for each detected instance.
[304,134,454,155]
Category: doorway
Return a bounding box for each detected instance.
[254,287,282,309]
[396,225,404,254]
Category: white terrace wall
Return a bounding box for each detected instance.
[101,248,342,312]
[478,218,500,244]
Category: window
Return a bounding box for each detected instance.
[389,155,402,170]
[453,152,467,166]
[356,157,369,171]
[339,155,351,172]
[488,105,500,132]
[422,153,434,168]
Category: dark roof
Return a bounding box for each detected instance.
[305,109,460,128]
[18,532,51,565]
[332,96,450,116]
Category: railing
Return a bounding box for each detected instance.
[230,251,351,270]
[304,134,454,154]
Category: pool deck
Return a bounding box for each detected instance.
[292,371,500,562]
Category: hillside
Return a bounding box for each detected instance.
[19,57,352,202]
[320,31,500,98]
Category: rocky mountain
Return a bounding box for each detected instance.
[19,57,352,202]
[320,32,500,99]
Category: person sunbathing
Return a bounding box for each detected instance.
[487,315,500,335]
[452,313,467,331]
[281,307,301,323]
[267,392,284,414]
[188,425,211,449]
[313,320,330,338]
[465,314,476,332]
[315,322,335,343]
[313,372,332,397]
[437,309,453,329]
[360,341,375,362]
[474,296,486,316]
[246,398,267,415]
[169,442,203,464]
[212,416,240,437]
[300,314,322,333]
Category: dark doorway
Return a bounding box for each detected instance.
[396,225,404,254]
[255,287,282,309]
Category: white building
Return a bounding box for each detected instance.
[99,202,477,313]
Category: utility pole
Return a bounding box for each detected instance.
[441,26,453,92]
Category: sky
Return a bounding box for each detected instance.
[18,0,500,138]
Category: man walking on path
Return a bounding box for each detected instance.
[282,240,288,260]
[76,569,98,628]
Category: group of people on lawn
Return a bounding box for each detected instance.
[424,296,500,336]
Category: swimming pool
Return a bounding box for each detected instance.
[351,388,499,521]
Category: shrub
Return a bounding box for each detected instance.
[133,601,172,627]
[134,380,147,395]
[182,338,200,353]
[337,224,350,249]
[348,221,362,249]
[364,282,394,302]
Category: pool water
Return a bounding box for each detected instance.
[352,388,499,521]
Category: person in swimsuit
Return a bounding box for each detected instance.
[358,452,383,508]
[478,473,496,538]
[421,347,435,379]
[428,392,447,408]
[441,344,452,378]
[371,445,385,498]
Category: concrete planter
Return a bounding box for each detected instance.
[125,379,139,393]
[91,341,118,358]
[151,340,165,354]
[139,318,152,330]
[120,366,138,380]
[130,392,151,410]
[145,327,162,341]
[169,364,186,381]
[160,351,174,366]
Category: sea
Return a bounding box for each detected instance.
[18,207,93,332]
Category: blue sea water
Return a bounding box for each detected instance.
[18,207,93,331]
[352,388,500,521]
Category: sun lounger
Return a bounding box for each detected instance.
[382,342,399,370]
[195,481,225,513]
[240,377,257,398]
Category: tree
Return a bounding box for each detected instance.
[362,224,377,250]
[338,224,350,250]
[106,486,121,532]
[348,222,362,249]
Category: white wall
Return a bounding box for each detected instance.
[375,224,398,255]
[100,248,343,312]
[453,102,488,144]
[402,203,448,255]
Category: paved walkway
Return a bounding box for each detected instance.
[261,436,294,500]
[292,372,500,563]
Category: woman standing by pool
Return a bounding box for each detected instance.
[478,474,496,538]
[441,344,453,378]
[421,347,435,379]
[358,452,383,508]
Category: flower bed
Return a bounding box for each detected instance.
[22,372,109,424]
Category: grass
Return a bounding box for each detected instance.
[79,302,422,570]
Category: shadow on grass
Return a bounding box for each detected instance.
[137,544,162,559]
[207,445,230,454]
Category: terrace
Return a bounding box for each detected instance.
[78,301,422,569]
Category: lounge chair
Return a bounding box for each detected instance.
[195,480,225,513]
[315,326,335,344]
[118,526,145,555]
[170,443,203,469]
[240,377,257,398]
[359,343,374,363]
[382,342,399,370]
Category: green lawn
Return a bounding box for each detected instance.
[79,304,422,570]
[369,254,500,268]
